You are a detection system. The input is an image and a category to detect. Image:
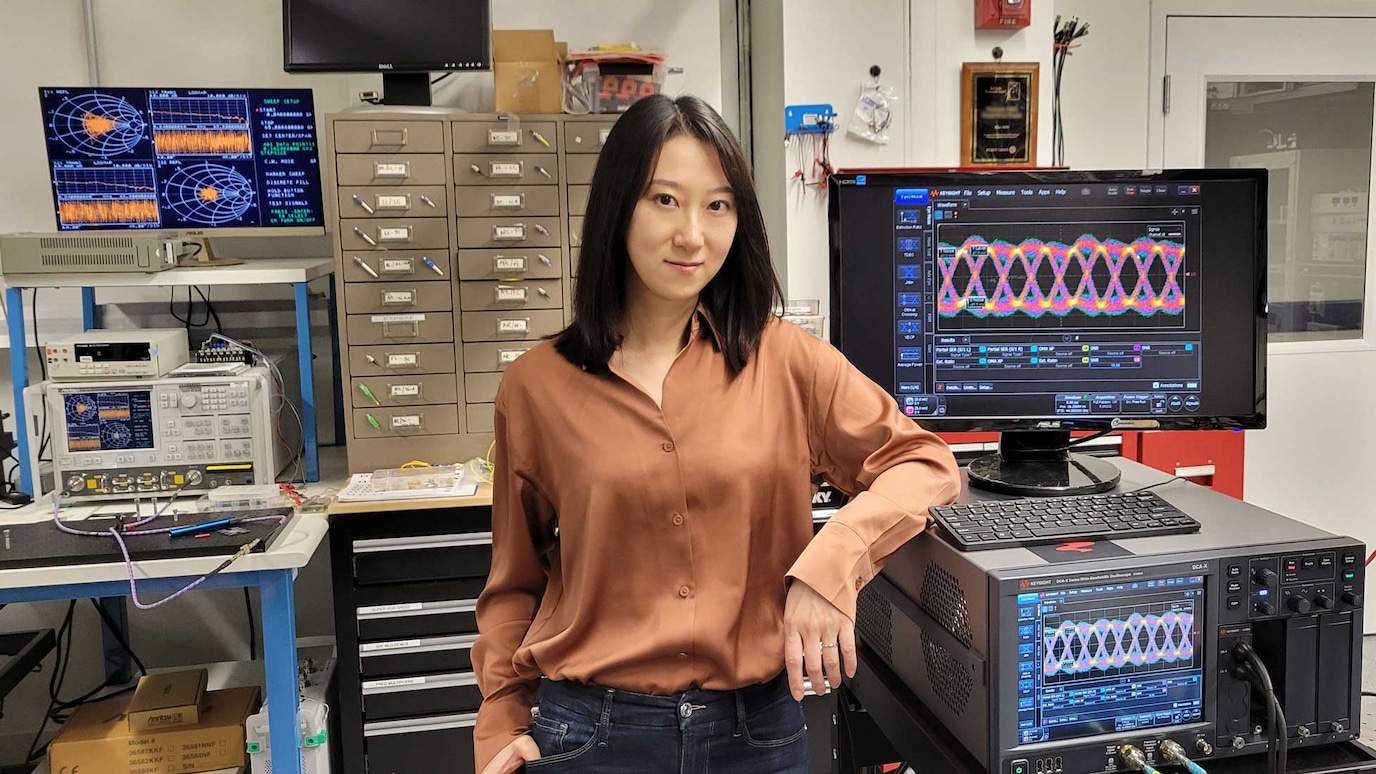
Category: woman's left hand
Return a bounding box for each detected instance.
[782,580,857,701]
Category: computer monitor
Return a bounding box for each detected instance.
[38,86,326,264]
[283,0,492,106]
[828,169,1267,496]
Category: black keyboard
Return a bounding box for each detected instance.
[929,490,1200,551]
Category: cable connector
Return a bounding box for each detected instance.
[233,538,263,561]
[1160,739,1209,774]
[1118,745,1162,774]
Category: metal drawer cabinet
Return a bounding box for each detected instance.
[359,634,476,678]
[364,714,476,774]
[361,672,483,721]
[352,532,492,585]
[356,592,483,642]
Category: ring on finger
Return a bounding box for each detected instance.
[821,642,838,649]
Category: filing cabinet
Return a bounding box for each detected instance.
[328,112,616,473]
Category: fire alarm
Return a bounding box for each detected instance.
[975,0,1032,29]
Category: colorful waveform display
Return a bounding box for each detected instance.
[937,235,1185,319]
[153,129,252,155]
[58,199,159,226]
[1043,610,1195,677]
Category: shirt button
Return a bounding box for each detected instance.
[855,577,864,590]
[677,652,688,659]
[661,441,675,452]
[672,513,684,526]
[678,585,691,598]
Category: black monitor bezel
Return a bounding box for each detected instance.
[826,168,1267,434]
[282,0,493,74]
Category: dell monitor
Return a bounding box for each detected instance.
[828,169,1267,496]
[283,0,492,106]
[38,86,326,264]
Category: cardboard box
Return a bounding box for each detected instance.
[493,29,564,114]
[50,686,260,774]
[128,668,209,733]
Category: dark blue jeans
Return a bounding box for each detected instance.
[525,672,809,773]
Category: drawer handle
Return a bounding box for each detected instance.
[353,255,380,278]
[352,194,375,214]
[420,194,438,209]
[356,599,478,618]
[381,321,419,338]
[360,634,477,656]
[364,712,478,737]
[354,532,494,553]
[353,227,377,247]
[362,672,478,694]
[372,127,409,146]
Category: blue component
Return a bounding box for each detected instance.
[894,188,930,205]
[856,175,866,186]
[784,103,836,134]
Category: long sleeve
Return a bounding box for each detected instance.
[471,396,555,772]
[787,340,961,621]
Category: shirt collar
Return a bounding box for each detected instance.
[691,303,725,351]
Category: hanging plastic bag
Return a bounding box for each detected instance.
[848,79,897,145]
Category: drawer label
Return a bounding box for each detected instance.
[358,602,423,615]
[391,414,423,429]
[495,285,528,302]
[361,639,422,653]
[378,227,412,242]
[382,290,416,306]
[494,256,527,273]
[390,384,421,397]
[499,349,529,364]
[493,225,526,241]
[381,258,415,273]
[490,162,523,178]
[488,129,521,145]
[368,676,426,689]
[491,193,525,209]
[376,194,411,209]
[386,353,419,367]
[374,162,410,177]
[498,318,529,334]
[371,313,425,323]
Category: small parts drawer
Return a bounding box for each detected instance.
[352,375,458,407]
[568,184,590,216]
[570,247,580,277]
[454,154,559,186]
[337,154,449,186]
[349,344,456,376]
[456,249,561,281]
[342,218,449,251]
[345,282,453,314]
[452,121,558,154]
[334,121,446,154]
[566,154,599,185]
[460,310,564,342]
[353,405,460,440]
[569,216,584,248]
[462,341,537,374]
[453,185,560,218]
[347,312,454,345]
[340,186,448,218]
[364,713,475,770]
[457,217,561,249]
[464,372,504,404]
[457,279,562,311]
[565,121,616,153]
[360,634,476,678]
[467,404,495,434]
[362,672,482,721]
[353,532,492,585]
[346,250,451,283]
[356,596,480,641]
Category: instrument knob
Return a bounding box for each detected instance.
[1314,594,1335,610]
[1254,567,1278,585]
[1288,596,1312,614]
[1257,601,1277,616]
[1343,591,1364,607]
[180,392,197,408]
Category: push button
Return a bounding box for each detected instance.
[1227,581,1242,593]
[1012,761,1029,774]
[662,441,675,452]
[1227,597,1242,610]
[1227,564,1242,577]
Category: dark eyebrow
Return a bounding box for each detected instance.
[648,179,734,195]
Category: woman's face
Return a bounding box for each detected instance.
[624,136,738,306]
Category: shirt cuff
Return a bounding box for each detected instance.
[786,518,873,621]
[474,692,535,773]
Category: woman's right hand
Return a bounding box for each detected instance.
[481,735,541,774]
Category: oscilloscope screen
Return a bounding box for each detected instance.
[38,87,325,233]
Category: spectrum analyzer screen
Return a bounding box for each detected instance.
[38,87,325,232]
[831,174,1265,424]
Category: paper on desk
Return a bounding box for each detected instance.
[337,472,478,502]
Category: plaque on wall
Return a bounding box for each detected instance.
[960,62,1039,167]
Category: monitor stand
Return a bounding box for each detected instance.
[380,73,433,106]
[177,237,243,268]
[966,430,1121,497]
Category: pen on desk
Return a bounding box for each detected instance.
[168,517,237,537]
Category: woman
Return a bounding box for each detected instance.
[474,94,959,774]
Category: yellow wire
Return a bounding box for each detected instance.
[400,460,432,468]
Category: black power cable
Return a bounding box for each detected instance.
[1230,641,1288,774]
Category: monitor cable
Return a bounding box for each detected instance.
[1229,641,1287,774]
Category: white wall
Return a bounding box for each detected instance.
[1055,0,1153,170]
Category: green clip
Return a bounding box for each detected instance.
[247,741,262,753]
[305,728,329,747]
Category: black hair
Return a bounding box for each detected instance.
[554,94,783,375]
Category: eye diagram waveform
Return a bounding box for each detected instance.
[54,166,160,226]
[938,234,1185,321]
[1043,610,1195,678]
[50,93,147,157]
[149,95,252,157]
[162,163,254,225]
